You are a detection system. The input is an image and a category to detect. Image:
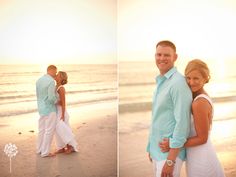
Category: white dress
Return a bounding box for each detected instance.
[186,94,225,177]
[55,85,78,152]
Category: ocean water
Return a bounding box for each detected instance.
[0,64,117,118]
[119,60,236,120]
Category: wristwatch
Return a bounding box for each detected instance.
[166,159,175,167]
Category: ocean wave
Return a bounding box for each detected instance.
[211,96,236,102]
[67,88,117,94]
[119,102,152,114]
[0,94,35,100]
[119,95,236,114]
[0,87,117,100]
[0,96,117,117]
[0,80,117,86]
[0,99,35,105]
[0,71,40,75]
[0,90,27,95]
[119,82,154,87]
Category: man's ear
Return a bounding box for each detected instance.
[174,53,178,62]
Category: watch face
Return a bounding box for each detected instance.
[166,160,173,166]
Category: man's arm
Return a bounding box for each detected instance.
[47,81,57,104]
[169,80,192,149]
[162,80,192,176]
[161,148,180,177]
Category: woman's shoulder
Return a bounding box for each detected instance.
[192,94,213,109]
[57,85,65,92]
[194,94,212,103]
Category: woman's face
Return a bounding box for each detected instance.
[186,69,206,93]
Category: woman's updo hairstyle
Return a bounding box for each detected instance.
[58,71,68,85]
[185,59,210,83]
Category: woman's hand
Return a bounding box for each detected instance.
[159,138,170,152]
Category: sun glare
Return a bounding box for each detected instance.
[118,0,236,62]
[0,0,116,64]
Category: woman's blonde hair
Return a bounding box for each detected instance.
[185,59,210,83]
[58,71,68,85]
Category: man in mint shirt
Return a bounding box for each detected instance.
[36,65,58,157]
[147,41,192,177]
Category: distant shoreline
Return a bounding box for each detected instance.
[0,97,117,118]
[119,95,236,114]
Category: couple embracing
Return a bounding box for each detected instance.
[36,65,78,157]
[147,40,225,177]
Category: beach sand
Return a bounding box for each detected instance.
[119,111,236,177]
[0,100,117,177]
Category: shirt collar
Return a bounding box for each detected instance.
[155,67,177,83]
[45,74,54,80]
[164,67,177,79]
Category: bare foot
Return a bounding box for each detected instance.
[55,148,65,154]
[43,152,56,157]
[65,146,73,154]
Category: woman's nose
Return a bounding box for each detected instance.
[190,82,195,87]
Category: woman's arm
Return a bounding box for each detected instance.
[58,86,66,121]
[159,98,212,151]
[184,98,211,147]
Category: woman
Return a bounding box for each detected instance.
[55,71,78,154]
[160,59,225,177]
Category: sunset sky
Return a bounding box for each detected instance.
[1,0,236,64]
[0,0,116,64]
[118,0,236,62]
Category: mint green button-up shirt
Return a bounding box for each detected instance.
[147,67,192,161]
[36,74,57,116]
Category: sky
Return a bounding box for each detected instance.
[118,0,236,62]
[0,0,117,64]
[1,0,236,65]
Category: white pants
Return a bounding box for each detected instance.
[37,112,57,157]
[153,158,183,177]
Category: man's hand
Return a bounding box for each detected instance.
[159,138,170,152]
[148,153,152,163]
[161,162,174,177]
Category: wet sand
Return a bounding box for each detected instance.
[0,101,117,177]
[119,111,236,177]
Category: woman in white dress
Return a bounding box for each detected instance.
[160,59,225,177]
[55,71,78,154]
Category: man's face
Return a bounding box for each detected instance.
[51,69,57,78]
[155,45,177,75]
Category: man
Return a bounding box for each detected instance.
[36,65,58,157]
[146,40,192,177]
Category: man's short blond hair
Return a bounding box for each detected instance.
[156,40,176,52]
[47,65,57,71]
